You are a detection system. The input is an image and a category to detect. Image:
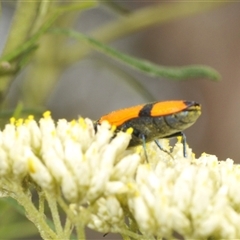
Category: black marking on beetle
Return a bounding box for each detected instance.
[138,103,153,117]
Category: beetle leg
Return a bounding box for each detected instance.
[164,131,187,158]
[154,139,173,159]
[180,132,187,158]
[138,133,149,163]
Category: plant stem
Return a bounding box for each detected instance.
[14,187,58,239]
[46,193,63,237]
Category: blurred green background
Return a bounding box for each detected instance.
[0,1,240,239]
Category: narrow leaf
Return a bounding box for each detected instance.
[50,28,221,81]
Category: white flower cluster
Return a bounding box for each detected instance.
[0,112,139,204]
[128,151,240,239]
[1,112,240,239]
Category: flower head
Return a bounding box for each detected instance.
[1,112,240,239]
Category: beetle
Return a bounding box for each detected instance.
[96,100,201,159]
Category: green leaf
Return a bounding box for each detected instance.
[0,2,98,63]
[0,220,38,239]
[0,198,26,216]
[0,198,38,238]
[50,28,221,81]
[102,1,131,15]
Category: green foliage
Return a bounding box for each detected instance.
[0,1,229,239]
[0,1,225,111]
